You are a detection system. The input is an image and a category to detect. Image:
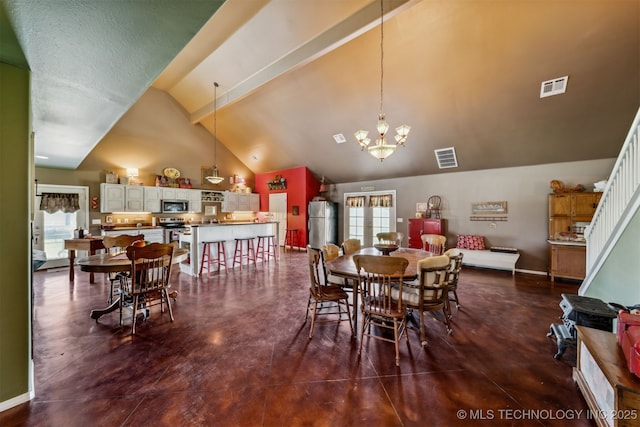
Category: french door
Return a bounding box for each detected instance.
[33,184,89,269]
[343,190,397,247]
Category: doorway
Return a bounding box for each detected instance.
[33,184,89,269]
[268,193,287,247]
[343,190,397,247]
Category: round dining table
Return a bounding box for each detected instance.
[325,247,434,281]
[324,247,435,332]
[76,247,188,321]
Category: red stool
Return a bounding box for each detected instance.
[233,237,256,269]
[256,234,278,263]
[285,229,299,252]
[199,240,228,275]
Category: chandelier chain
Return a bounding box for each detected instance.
[379,0,384,116]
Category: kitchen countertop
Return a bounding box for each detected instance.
[101,225,163,231]
[547,239,586,247]
[190,221,277,227]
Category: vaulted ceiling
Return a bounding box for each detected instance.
[3,0,639,184]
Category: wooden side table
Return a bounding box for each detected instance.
[574,326,640,426]
[64,238,105,283]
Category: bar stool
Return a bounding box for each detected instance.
[285,229,299,252]
[256,234,278,263]
[233,237,256,269]
[199,240,228,275]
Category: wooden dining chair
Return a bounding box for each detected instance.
[102,234,145,303]
[376,232,404,246]
[305,246,353,339]
[443,248,464,317]
[391,255,451,347]
[119,243,174,334]
[354,254,409,366]
[421,234,446,255]
[341,238,362,255]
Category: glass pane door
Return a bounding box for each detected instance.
[344,191,396,247]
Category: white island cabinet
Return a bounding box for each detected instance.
[179,222,279,276]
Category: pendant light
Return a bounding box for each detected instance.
[353,0,410,161]
[205,81,225,184]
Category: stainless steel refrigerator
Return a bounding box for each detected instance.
[308,201,338,249]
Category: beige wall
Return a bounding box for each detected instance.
[332,158,616,272]
[76,87,255,190]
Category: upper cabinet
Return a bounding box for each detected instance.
[144,187,162,213]
[548,192,602,238]
[100,183,146,212]
[221,191,259,212]
[162,187,189,201]
[188,189,202,213]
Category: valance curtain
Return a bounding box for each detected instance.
[345,196,365,208]
[39,193,80,214]
[369,194,393,208]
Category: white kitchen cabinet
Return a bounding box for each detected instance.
[144,187,162,213]
[100,183,125,212]
[222,191,239,212]
[237,193,251,211]
[250,193,260,212]
[189,189,202,213]
[162,188,189,201]
[100,184,151,213]
[125,186,144,211]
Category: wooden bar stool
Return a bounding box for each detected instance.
[285,228,299,252]
[256,234,278,263]
[199,240,228,275]
[233,237,256,269]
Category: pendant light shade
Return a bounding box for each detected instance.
[205,81,225,185]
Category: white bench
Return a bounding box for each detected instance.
[458,249,520,275]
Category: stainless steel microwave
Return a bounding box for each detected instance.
[161,199,189,213]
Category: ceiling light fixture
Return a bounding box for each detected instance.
[354,0,410,161]
[205,81,225,185]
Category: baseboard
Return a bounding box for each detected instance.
[0,390,33,412]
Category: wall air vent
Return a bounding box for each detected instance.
[434,147,458,169]
[540,76,568,98]
[332,133,346,144]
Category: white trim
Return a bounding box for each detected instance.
[0,389,34,412]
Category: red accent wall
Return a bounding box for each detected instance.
[255,166,320,248]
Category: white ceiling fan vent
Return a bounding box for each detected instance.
[540,76,568,98]
[434,147,458,169]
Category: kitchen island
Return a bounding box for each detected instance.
[179,222,279,276]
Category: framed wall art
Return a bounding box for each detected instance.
[471,201,508,215]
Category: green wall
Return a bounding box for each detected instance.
[0,62,32,404]
[584,207,640,305]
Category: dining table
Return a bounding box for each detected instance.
[324,247,435,332]
[76,247,188,321]
[64,237,105,283]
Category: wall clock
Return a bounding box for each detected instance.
[163,167,180,179]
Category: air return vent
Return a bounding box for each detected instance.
[434,147,458,169]
[332,133,346,144]
[540,76,568,98]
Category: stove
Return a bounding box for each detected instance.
[547,293,616,359]
[158,217,186,228]
[158,217,188,243]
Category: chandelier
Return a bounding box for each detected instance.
[354,0,410,161]
[205,81,225,184]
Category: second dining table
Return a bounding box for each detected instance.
[77,246,188,321]
[324,247,435,331]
